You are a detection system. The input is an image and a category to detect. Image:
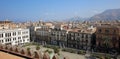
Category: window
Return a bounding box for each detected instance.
[20,40,22,42]
[5,39,7,42]
[18,37,21,39]
[81,34,84,38]
[26,35,28,38]
[0,34,3,38]
[13,32,16,36]
[71,33,74,35]
[86,35,88,38]
[13,38,16,41]
[105,30,109,33]
[26,31,28,34]
[71,37,74,40]
[22,32,25,34]
[22,31,28,34]
[5,33,11,37]
[27,39,29,41]
[22,36,25,38]
[5,38,11,42]
[113,30,116,34]
[98,29,102,33]
[23,39,25,42]
[22,35,28,38]
[2,40,3,43]
[18,31,21,35]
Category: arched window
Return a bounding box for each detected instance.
[98,29,102,33]
[105,29,109,33]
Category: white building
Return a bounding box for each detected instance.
[0,28,30,45]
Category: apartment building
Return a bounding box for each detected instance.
[0,28,30,45]
[50,29,67,48]
[35,25,50,45]
[67,29,93,50]
[95,25,120,53]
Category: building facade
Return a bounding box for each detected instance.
[35,25,50,45]
[0,28,30,45]
[95,26,120,53]
[0,20,17,29]
[67,31,93,50]
[50,29,67,48]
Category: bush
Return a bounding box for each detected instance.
[27,47,31,51]
[43,45,60,54]
[44,45,60,49]
[105,56,111,59]
[53,47,60,54]
[62,48,77,53]
[23,43,31,47]
[78,50,86,55]
[70,50,76,53]
[62,48,67,51]
[45,49,52,54]
[36,45,40,50]
[91,54,104,59]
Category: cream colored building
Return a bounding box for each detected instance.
[0,28,30,45]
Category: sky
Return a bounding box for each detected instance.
[0,0,120,22]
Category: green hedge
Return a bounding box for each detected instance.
[77,50,86,55]
[62,48,86,54]
[43,45,60,49]
[45,49,52,54]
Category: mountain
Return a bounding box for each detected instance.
[90,8,120,21]
[62,16,90,23]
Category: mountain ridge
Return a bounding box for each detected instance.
[90,8,120,21]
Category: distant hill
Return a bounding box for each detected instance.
[90,8,120,21]
[63,16,89,23]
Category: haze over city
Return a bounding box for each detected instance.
[0,0,120,22]
[1,0,120,59]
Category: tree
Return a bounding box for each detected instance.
[103,36,111,53]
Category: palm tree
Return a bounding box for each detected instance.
[103,37,111,53]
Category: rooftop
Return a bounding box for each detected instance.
[0,51,24,59]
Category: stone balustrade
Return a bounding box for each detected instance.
[0,44,69,59]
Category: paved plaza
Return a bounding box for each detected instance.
[25,45,86,59]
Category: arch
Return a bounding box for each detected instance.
[0,44,3,49]
[34,51,40,59]
[5,45,8,50]
[52,54,59,59]
[43,52,50,59]
[7,45,11,50]
[0,44,1,49]
[20,49,26,55]
[14,47,19,53]
[9,46,13,51]
[64,56,69,59]
[27,50,32,56]
[3,45,6,49]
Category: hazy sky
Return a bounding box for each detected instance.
[0,0,120,21]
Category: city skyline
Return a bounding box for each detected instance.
[0,0,120,22]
